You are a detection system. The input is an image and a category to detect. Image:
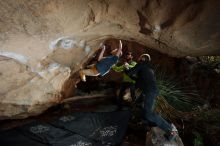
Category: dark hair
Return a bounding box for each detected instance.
[126,52,132,55]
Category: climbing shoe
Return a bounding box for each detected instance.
[79,70,86,82]
[164,123,178,141]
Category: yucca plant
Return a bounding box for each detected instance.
[156,71,205,112]
[153,71,207,122]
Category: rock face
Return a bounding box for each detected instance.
[0,56,70,119]
[0,0,220,119]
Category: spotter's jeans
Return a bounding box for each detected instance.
[140,90,172,132]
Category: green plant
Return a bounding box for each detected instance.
[156,71,205,112]
[193,131,204,146]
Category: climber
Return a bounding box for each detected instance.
[125,53,178,141]
[79,40,123,82]
[112,51,137,109]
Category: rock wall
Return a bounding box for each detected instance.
[0,0,220,119]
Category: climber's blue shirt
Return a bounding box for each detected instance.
[96,55,119,76]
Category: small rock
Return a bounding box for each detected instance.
[185,56,198,64]
[146,127,184,146]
